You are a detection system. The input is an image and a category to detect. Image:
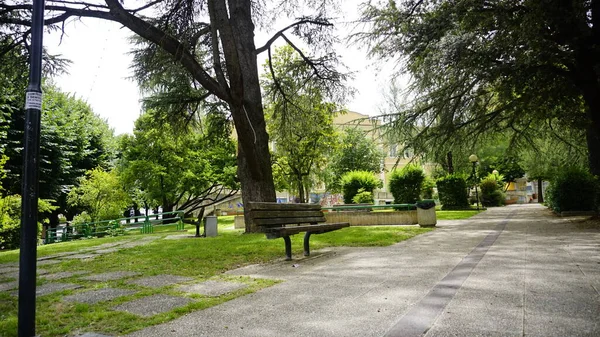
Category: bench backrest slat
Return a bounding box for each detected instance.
[250,210,324,219]
[248,202,321,211]
[253,216,326,226]
[247,202,326,228]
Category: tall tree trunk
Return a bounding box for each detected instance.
[574,51,600,176]
[447,151,454,174]
[104,0,277,233]
[222,0,276,232]
[49,211,59,229]
[537,177,544,203]
[297,175,305,204]
[195,207,205,237]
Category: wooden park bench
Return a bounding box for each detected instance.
[247,202,350,260]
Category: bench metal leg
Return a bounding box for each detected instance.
[283,236,292,261]
[304,232,312,256]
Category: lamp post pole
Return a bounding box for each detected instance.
[18,0,45,335]
[469,154,480,211]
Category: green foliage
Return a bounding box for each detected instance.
[546,167,598,213]
[340,171,382,204]
[480,174,505,207]
[68,168,130,222]
[422,176,436,199]
[71,212,92,225]
[2,84,115,225]
[388,165,426,204]
[118,108,238,214]
[325,128,385,192]
[0,195,22,250]
[0,156,56,249]
[352,189,374,204]
[360,0,599,175]
[436,174,469,210]
[0,195,56,250]
[262,45,340,202]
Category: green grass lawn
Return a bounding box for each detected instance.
[436,210,483,220]
[0,222,432,337]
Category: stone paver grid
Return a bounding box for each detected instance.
[10,282,82,297]
[43,271,91,281]
[63,288,139,304]
[0,281,19,291]
[127,275,194,288]
[0,266,19,274]
[59,254,97,260]
[80,271,142,282]
[77,333,113,337]
[93,248,120,254]
[176,280,248,297]
[37,259,63,266]
[112,294,194,317]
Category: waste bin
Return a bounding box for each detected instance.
[416,199,437,227]
[204,216,218,237]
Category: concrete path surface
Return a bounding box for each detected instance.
[126,204,600,337]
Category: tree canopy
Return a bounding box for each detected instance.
[262,45,341,203]
[359,0,600,175]
[324,127,384,193]
[0,0,349,227]
[118,108,238,217]
[1,84,115,226]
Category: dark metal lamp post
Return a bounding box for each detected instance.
[469,154,480,211]
[18,0,45,335]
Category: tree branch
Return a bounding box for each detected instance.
[255,19,333,54]
[103,0,229,101]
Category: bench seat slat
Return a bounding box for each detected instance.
[264,222,350,237]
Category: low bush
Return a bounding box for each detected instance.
[480,174,505,207]
[547,167,598,213]
[340,171,382,204]
[436,174,469,210]
[352,189,374,204]
[0,196,54,250]
[389,165,426,204]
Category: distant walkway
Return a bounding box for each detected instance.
[126,204,600,337]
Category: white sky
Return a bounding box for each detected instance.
[44,3,400,135]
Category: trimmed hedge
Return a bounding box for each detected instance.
[389,165,426,204]
[547,167,598,213]
[341,171,382,204]
[436,174,469,210]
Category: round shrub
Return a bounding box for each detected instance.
[340,171,382,204]
[547,167,598,213]
[352,189,374,204]
[480,176,505,207]
[389,165,426,204]
[436,174,469,210]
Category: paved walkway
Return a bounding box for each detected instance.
[126,204,600,337]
